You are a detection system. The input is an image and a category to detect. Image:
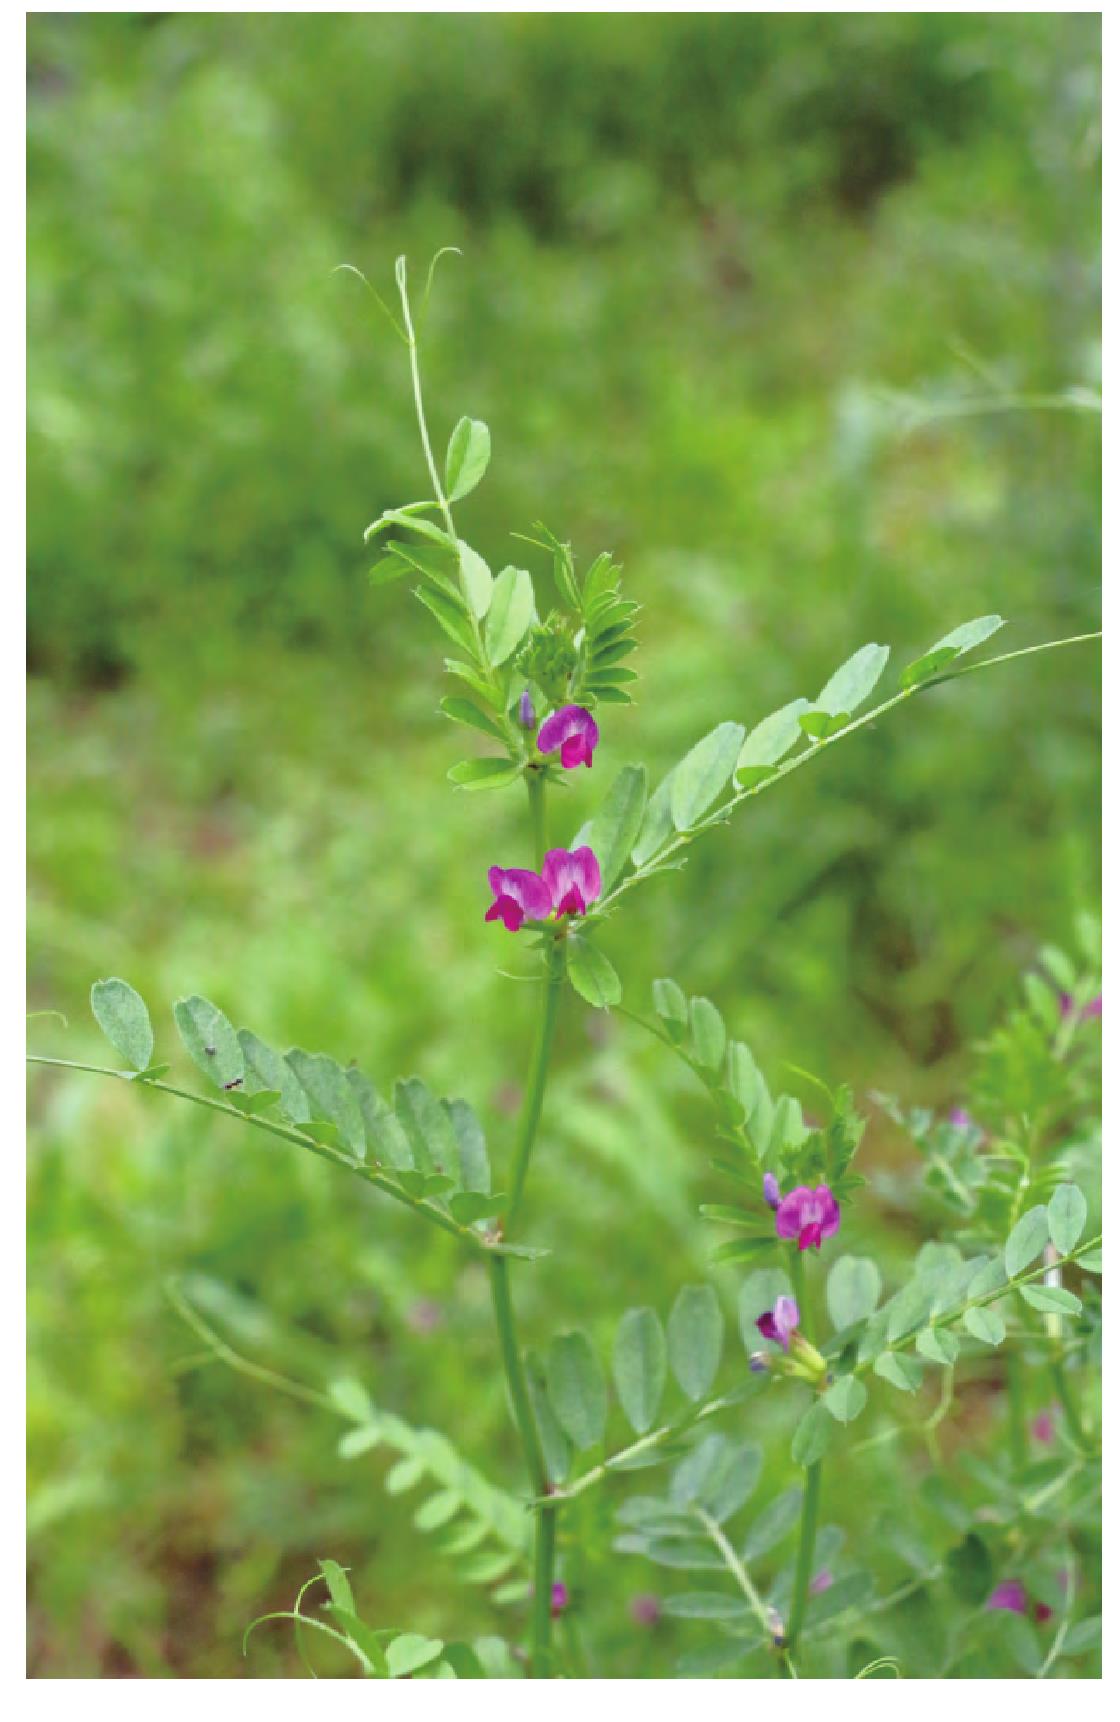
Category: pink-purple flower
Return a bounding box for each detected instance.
[987,1580,1029,1615]
[629,1593,662,1627]
[774,1184,841,1252]
[763,1172,781,1210]
[537,704,599,770]
[550,1581,569,1617]
[485,867,554,932]
[485,847,602,931]
[756,1294,800,1352]
[1031,1406,1058,1445]
[1060,992,1102,1021]
[542,846,602,917]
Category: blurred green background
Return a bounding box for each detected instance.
[27,12,1099,1678]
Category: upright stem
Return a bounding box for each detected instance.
[786,1458,822,1656]
[527,768,547,867]
[506,941,565,1232]
[485,778,565,1675]
[785,1244,821,1660]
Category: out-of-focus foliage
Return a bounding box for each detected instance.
[27,12,1099,1678]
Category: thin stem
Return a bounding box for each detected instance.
[786,1458,822,1655]
[26,1055,475,1249]
[505,941,565,1233]
[396,257,456,545]
[593,629,1101,919]
[484,774,567,1676]
[534,1389,747,1505]
[527,770,547,868]
[693,1508,773,1639]
[163,1278,337,1414]
[488,1257,547,1494]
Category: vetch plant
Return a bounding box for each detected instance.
[27,255,1101,1680]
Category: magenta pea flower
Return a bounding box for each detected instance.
[756,1294,800,1352]
[629,1593,661,1627]
[550,1581,569,1617]
[774,1184,841,1252]
[809,1569,833,1596]
[763,1172,781,1210]
[537,704,599,769]
[987,1580,1028,1616]
[543,846,601,917]
[485,847,602,932]
[1031,1406,1058,1445]
[518,689,537,729]
[485,866,553,932]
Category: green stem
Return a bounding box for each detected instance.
[484,780,566,1675]
[694,1508,773,1639]
[786,1457,822,1656]
[527,769,547,868]
[25,1055,474,1249]
[593,629,1101,919]
[1007,1355,1028,1469]
[533,1388,747,1506]
[506,941,565,1233]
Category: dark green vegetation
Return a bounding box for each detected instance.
[27,13,1099,1678]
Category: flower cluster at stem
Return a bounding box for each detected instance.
[486,847,602,932]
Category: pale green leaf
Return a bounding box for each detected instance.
[566,936,621,1009]
[669,722,746,830]
[173,994,244,1091]
[485,565,536,666]
[791,1401,833,1465]
[90,977,153,1072]
[667,1284,724,1401]
[546,1331,608,1450]
[457,542,493,619]
[823,1375,867,1424]
[1048,1184,1088,1256]
[612,1307,667,1435]
[583,765,648,892]
[737,698,810,771]
[816,642,889,716]
[1005,1205,1050,1278]
[826,1256,882,1332]
[963,1306,1005,1346]
[445,416,491,501]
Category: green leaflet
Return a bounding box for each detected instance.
[581,764,647,892]
[173,994,244,1091]
[286,1049,366,1158]
[546,1331,608,1450]
[820,1260,882,1322]
[90,977,154,1072]
[239,1028,311,1122]
[457,542,493,619]
[689,996,726,1071]
[394,1076,461,1182]
[566,936,622,1008]
[444,417,490,501]
[791,1400,833,1465]
[612,1307,668,1435]
[737,698,811,771]
[1048,1183,1088,1255]
[669,722,746,831]
[485,566,536,666]
[823,1375,868,1424]
[667,1284,724,1401]
[1004,1205,1050,1278]
[815,642,889,717]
